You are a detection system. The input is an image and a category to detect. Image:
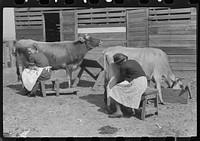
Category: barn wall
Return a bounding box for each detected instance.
[148,7,196,71]
[14,7,196,71]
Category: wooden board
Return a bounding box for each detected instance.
[161,87,189,104]
[60,11,77,41]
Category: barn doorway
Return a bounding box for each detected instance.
[43,13,60,42]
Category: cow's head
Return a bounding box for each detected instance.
[170,77,185,89]
[78,34,102,50]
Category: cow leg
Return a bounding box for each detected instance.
[66,67,72,88]
[154,76,165,105]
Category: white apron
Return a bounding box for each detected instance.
[107,76,147,109]
[22,68,44,91]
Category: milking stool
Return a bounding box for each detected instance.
[139,87,158,120]
[39,79,60,97]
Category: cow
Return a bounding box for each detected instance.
[103,46,184,106]
[13,34,102,88]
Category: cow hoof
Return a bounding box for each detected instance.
[159,102,165,105]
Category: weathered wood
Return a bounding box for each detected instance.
[16,26,43,29]
[16,29,43,35]
[78,23,125,28]
[149,40,196,48]
[79,32,126,40]
[149,20,193,27]
[77,8,127,14]
[149,35,196,40]
[168,55,196,63]
[78,18,125,24]
[15,21,43,25]
[149,14,191,20]
[153,47,196,55]
[170,62,196,71]
[78,12,126,19]
[149,8,191,15]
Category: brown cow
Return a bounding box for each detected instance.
[14,34,102,88]
[103,46,184,106]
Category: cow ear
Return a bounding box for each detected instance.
[78,37,86,43]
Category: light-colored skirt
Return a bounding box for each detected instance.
[107,76,147,109]
[22,68,43,91]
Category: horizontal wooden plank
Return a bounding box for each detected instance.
[16,29,43,35]
[127,31,146,37]
[16,34,44,41]
[78,18,125,24]
[78,12,126,19]
[170,62,196,71]
[127,35,146,41]
[15,21,43,25]
[149,8,191,15]
[127,9,146,14]
[77,8,126,14]
[149,40,196,48]
[149,14,191,20]
[78,32,126,40]
[15,7,76,12]
[15,16,42,21]
[152,47,196,55]
[149,7,169,10]
[128,27,146,32]
[15,26,43,29]
[168,55,196,63]
[128,17,146,23]
[128,12,146,19]
[127,41,147,47]
[128,22,145,28]
[149,35,196,40]
[149,25,196,35]
[149,20,192,27]
[15,11,42,16]
[78,23,125,28]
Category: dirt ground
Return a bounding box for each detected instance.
[3,67,197,137]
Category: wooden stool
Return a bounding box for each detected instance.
[39,79,60,97]
[139,87,158,120]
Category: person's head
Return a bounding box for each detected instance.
[27,43,37,54]
[113,53,128,66]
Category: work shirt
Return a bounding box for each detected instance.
[29,52,49,67]
[28,52,51,81]
[119,60,146,83]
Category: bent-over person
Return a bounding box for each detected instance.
[21,44,51,96]
[107,53,147,118]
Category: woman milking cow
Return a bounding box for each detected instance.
[106,53,148,118]
[20,44,51,96]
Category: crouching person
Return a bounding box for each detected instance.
[20,44,51,97]
[107,53,147,118]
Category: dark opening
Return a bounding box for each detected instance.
[43,13,60,42]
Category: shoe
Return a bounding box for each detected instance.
[108,113,123,118]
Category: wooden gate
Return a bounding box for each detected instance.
[126,8,149,47]
[60,11,78,41]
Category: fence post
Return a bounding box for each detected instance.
[146,8,149,47]
[9,40,15,68]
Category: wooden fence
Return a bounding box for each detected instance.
[148,7,196,71]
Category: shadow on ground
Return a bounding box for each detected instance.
[6,84,22,95]
[79,94,108,114]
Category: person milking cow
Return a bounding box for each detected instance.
[20,43,51,97]
[107,53,148,118]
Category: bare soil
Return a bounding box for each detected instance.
[3,67,197,137]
